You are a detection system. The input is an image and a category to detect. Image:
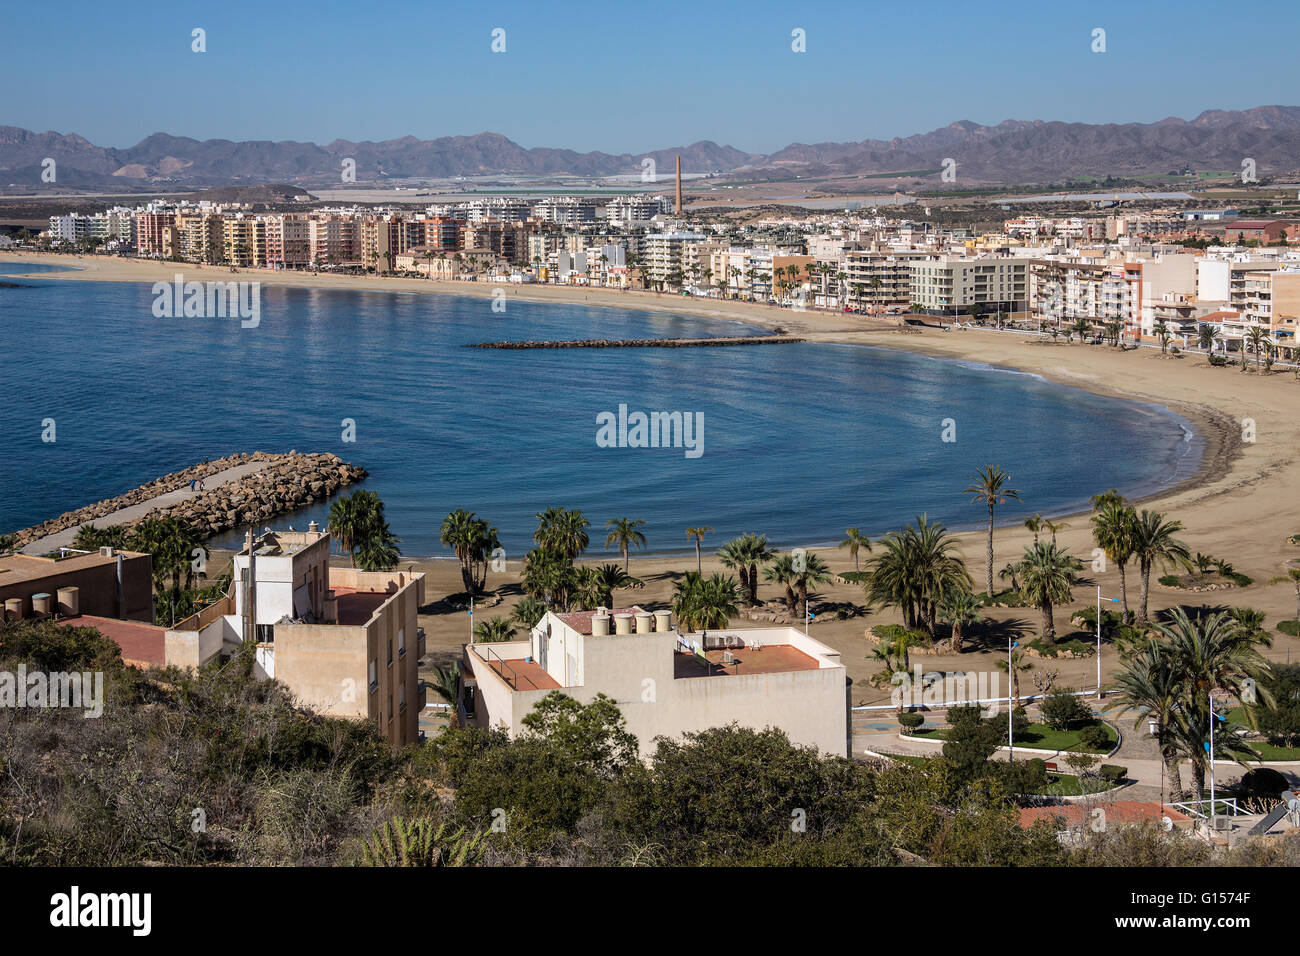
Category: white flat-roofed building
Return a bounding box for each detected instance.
[461,607,849,757]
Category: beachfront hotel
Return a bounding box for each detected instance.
[461,607,850,757]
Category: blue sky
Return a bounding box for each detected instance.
[5,0,1299,153]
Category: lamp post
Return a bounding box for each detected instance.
[1096,587,1120,698]
[1008,639,1019,762]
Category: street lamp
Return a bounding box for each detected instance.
[1207,693,1228,829]
[1008,639,1019,761]
[1096,587,1120,698]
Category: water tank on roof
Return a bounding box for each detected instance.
[57,586,80,617]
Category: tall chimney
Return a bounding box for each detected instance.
[675,155,683,215]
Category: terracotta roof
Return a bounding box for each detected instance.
[1019,801,1192,829]
[57,614,165,668]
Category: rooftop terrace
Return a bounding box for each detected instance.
[673,644,821,679]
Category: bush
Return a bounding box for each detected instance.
[1208,354,1228,367]
[1077,724,1111,752]
[1158,574,1182,587]
[1236,768,1290,799]
[1042,688,1090,731]
[1257,663,1300,747]
[874,624,931,645]
[1278,620,1300,637]
[1228,572,1254,587]
[898,712,925,732]
[1098,765,1127,784]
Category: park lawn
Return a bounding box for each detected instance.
[1037,773,1119,797]
[907,721,1116,754]
[1226,706,1300,761]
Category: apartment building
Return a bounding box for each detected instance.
[221,215,266,268]
[176,210,224,264]
[532,196,598,224]
[462,607,849,757]
[841,247,931,312]
[909,256,1031,313]
[166,528,426,747]
[605,195,672,225]
[308,215,360,267]
[263,215,311,268]
[135,212,178,258]
[643,232,705,286]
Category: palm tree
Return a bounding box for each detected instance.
[1092,501,1137,620]
[685,526,713,573]
[1129,509,1191,624]
[963,465,1020,597]
[579,563,643,609]
[998,561,1020,593]
[440,509,500,596]
[859,515,970,636]
[1198,324,1221,354]
[328,494,362,567]
[762,555,799,614]
[1015,541,1080,643]
[1246,326,1268,371]
[718,533,775,606]
[510,597,550,630]
[1153,320,1171,355]
[604,517,647,572]
[1023,514,1043,547]
[1269,567,1300,623]
[672,572,741,631]
[130,517,202,595]
[473,617,517,643]
[428,661,461,706]
[791,552,832,617]
[840,528,872,571]
[996,649,1032,709]
[534,507,589,561]
[72,523,131,552]
[1105,641,1186,801]
[940,590,983,654]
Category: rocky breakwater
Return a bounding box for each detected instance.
[149,452,366,538]
[6,451,366,548]
[469,335,804,350]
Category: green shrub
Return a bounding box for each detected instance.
[1208,354,1228,367]
[1078,724,1111,752]
[898,712,925,732]
[1228,572,1253,587]
[874,624,931,645]
[1029,638,1094,658]
[1278,620,1300,637]
[1158,574,1182,587]
[1098,764,1127,783]
[1042,688,1090,730]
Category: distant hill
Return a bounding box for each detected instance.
[3,106,1300,188]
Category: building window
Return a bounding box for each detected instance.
[399,683,406,710]
[369,660,378,692]
[256,624,274,644]
[397,627,405,658]
[387,638,393,667]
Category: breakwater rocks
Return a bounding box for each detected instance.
[469,335,805,350]
[7,451,366,547]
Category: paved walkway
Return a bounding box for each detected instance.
[22,460,275,555]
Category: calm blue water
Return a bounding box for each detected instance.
[0,261,1202,559]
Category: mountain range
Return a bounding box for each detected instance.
[4,106,1300,189]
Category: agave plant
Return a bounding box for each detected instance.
[361,817,487,867]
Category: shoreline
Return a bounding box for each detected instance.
[10,251,1299,697]
[0,251,1284,551]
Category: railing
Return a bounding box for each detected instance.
[1169,797,1241,820]
[475,643,519,689]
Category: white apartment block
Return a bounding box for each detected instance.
[643,232,704,285]
[461,607,849,757]
[909,256,1031,312]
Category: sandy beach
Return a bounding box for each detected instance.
[9,250,1300,703]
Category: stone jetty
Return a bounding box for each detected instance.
[469,335,805,350]
[6,451,366,548]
